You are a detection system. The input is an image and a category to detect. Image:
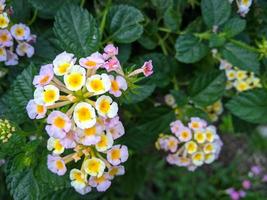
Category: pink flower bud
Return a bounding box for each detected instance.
[141,60,153,77]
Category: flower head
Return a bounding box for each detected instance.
[26,99,47,119]
[45,111,71,139]
[33,64,54,87]
[109,75,127,97]
[141,60,153,77]
[47,155,67,176]
[107,145,128,166]
[73,102,96,129]
[53,52,76,76]
[34,85,60,106]
[84,157,106,177]
[0,29,12,47]
[95,95,118,118]
[79,52,105,69]
[86,74,111,95]
[64,65,86,91]
[10,23,30,41]
[0,12,9,28]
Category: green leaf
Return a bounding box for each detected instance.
[121,84,155,104]
[138,34,157,50]
[151,0,172,12]
[175,34,208,63]
[201,0,231,28]
[10,0,32,22]
[209,34,226,48]
[222,42,260,73]
[223,17,246,38]
[120,107,175,150]
[189,71,226,106]
[28,0,79,19]
[0,64,37,124]
[226,89,267,124]
[106,5,144,43]
[6,164,40,200]
[163,7,181,31]
[53,4,100,58]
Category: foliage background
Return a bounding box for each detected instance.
[0,0,267,199]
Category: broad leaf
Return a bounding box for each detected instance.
[106,5,144,43]
[223,17,246,38]
[226,89,267,124]
[189,71,226,106]
[222,42,260,73]
[175,34,208,63]
[201,0,231,28]
[54,4,100,58]
[28,0,79,19]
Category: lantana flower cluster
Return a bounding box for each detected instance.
[26,44,153,194]
[220,60,261,92]
[0,0,36,66]
[156,118,223,171]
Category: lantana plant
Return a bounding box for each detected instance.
[26,44,153,194]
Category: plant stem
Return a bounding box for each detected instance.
[229,39,259,53]
[80,0,86,7]
[100,0,112,41]
[157,34,168,55]
[28,9,38,26]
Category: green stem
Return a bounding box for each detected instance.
[158,27,180,35]
[100,0,112,41]
[28,9,38,26]
[229,39,259,53]
[80,0,86,7]
[157,34,168,56]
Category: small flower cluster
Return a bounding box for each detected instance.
[156,118,222,171]
[0,119,15,143]
[26,44,152,194]
[220,60,261,92]
[0,0,36,66]
[226,165,267,200]
[205,100,223,122]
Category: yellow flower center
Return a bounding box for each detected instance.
[90,79,104,91]
[111,149,121,160]
[0,48,4,55]
[0,33,8,42]
[99,100,110,113]
[186,141,197,154]
[97,135,108,148]
[66,73,83,88]
[58,63,70,74]
[193,153,203,161]
[55,160,64,170]
[191,122,199,129]
[181,131,189,139]
[84,126,96,136]
[111,80,119,91]
[109,168,119,176]
[54,139,63,151]
[0,17,8,27]
[36,105,44,114]
[39,75,50,85]
[204,144,213,153]
[94,176,106,184]
[43,89,57,103]
[15,27,25,37]
[76,107,91,122]
[87,159,101,173]
[73,171,84,182]
[167,140,176,149]
[85,60,97,68]
[54,117,66,129]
